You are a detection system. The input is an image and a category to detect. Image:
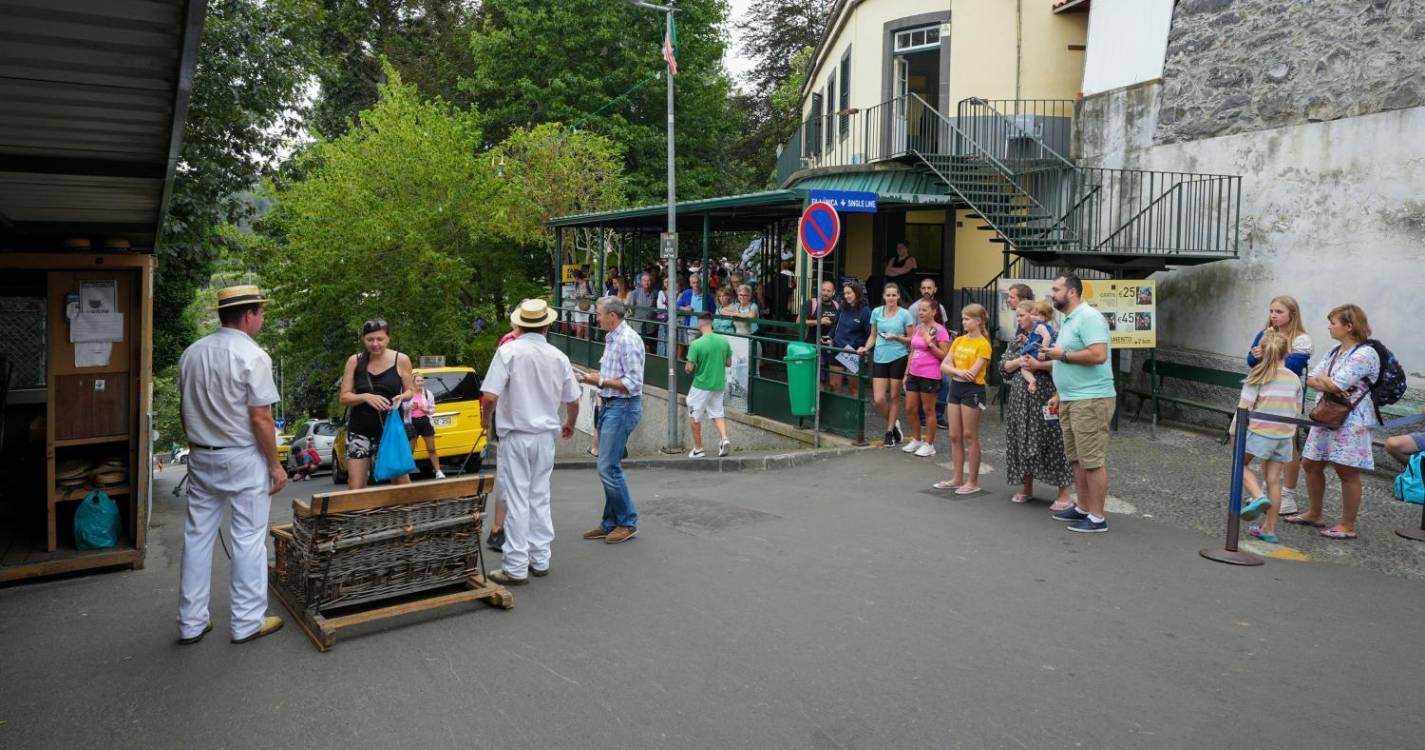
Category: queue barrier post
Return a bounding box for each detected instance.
[1200,406,1265,566]
[1396,495,1425,543]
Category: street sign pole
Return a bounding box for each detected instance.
[813,254,824,448]
[799,201,840,450]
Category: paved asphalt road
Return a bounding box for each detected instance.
[3,446,1425,749]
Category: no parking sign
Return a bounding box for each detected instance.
[799,201,840,258]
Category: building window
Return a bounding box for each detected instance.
[824,81,833,150]
[808,92,823,156]
[894,25,940,54]
[838,54,851,139]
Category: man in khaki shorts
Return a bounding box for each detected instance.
[1040,273,1116,533]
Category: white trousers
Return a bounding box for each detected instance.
[495,430,556,579]
[177,445,271,640]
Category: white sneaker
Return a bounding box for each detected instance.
[1278,489,1299,516]
[688,448,705,458]
[915,443,937,457]
[718,439,731,457]
[901,439,923,453]
[434,470,447,479]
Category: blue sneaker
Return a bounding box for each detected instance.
[1053,507,1089,522]
[1067,517,1108,533]
[1239,496,1271,522]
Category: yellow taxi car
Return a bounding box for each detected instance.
[332,366,488,483]
[276,433,292,465]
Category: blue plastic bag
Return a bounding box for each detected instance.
[373,408,417,482]
[74,489,120,550]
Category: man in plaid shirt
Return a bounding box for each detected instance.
[576,297,645,544]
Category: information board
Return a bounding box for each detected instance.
[995,278,1157,349]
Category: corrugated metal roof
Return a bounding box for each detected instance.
[0,0,206,252]
[547,190,804,230]
[788,170,953,205]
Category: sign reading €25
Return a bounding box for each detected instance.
[1081,280,1156,349]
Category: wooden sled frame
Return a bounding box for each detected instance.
[269,477,512,652]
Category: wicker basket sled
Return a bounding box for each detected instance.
[269,475,512,651]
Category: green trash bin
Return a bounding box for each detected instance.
[784,341,818,417]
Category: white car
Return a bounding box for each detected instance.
[289,419,339,469]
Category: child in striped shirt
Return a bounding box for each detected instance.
[1235,333,1304,543]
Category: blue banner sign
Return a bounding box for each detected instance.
[808,190,877,213]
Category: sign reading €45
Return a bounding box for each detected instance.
[1081,280,1156,349]
[995,278,1157,349]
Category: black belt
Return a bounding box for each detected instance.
[603,395,640,400]
[190,443,238,450]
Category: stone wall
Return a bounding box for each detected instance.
[1156,0,1425,144]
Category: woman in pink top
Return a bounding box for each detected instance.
[901,302,952,458]
[406,372,444,479]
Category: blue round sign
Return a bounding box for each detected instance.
[799,201,840,258]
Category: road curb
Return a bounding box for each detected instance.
[553,445,869,473]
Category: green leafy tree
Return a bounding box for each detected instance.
[464,0,748,203]
[310,0,482,137]
[157,0,324,370]
[730,0,828,187]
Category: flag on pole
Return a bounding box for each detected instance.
[661,16,678,76]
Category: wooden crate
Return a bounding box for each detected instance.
[269,475,511,651]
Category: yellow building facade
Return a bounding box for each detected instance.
[789,0,1087,303]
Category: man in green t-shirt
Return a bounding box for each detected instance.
[684,312,733,458]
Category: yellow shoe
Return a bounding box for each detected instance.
[231,615,284,644]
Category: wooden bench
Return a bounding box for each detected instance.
[1123,360,1243,441]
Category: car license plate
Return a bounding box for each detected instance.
[432,415,453,427]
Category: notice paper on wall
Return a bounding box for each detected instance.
[80,280,116,315]
[70,311,124,343]
[75,342,113,368]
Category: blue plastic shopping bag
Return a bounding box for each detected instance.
[373,408,417,482]
[74,489,121,550]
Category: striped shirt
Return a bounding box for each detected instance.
[1237,366,1303,439]
[599,320,645,398]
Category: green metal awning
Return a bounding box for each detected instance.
[547,168,954,233]
[788,170,953,205]
[547,190,803,231]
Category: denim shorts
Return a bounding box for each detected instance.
[1246,432,1293,463]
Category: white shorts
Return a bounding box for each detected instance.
[687,387,725,421]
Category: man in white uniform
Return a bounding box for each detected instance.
[176,285,287,644]
[481,299,581,585]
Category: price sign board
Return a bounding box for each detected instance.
[995,278,1157,349]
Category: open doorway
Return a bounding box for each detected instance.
[891,24,943,154]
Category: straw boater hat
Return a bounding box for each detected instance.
[212,284,269,310]
[510,298,559,329]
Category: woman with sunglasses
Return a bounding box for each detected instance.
[339,318,415,489]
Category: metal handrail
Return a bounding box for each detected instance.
[958,97,1076,169]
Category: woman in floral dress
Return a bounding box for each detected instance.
[1287,304,1379,540]
[1001,301,1073,509]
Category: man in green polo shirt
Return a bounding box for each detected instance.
[1040,272,1116,533]
[684,312,733,458]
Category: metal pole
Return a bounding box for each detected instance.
[1200,407,1264,566]
[813,254,824,448]
[663,9,680,454]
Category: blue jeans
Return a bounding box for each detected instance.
[597,396,642,531]
[934,375,951,423]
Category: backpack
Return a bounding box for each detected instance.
[1362,339,1407,415]
[1395,452,1425,505]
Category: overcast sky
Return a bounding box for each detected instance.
[722,0,757,91]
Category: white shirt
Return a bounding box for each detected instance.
[482,333,580,437]
[908,298,947,323]
[178,327,280,447]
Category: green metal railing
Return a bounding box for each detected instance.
[546,305,872,443]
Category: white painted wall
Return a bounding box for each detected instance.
[1080,0,1173,95]
[1083,97,1425,377]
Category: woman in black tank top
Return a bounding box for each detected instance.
[884,240,918,281]
[338,318,414,489]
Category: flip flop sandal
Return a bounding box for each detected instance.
[954,486,982,496]
[587,448,599,457]
[932,480,961,490]
[1010,493,1032,504]
[1048,501,1074,512]
[1283,515,1327,528]
[1319,527,1358,540]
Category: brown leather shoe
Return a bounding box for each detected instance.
[488,570,528,586]
[582,527,610,540]
[604,526,638,544]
